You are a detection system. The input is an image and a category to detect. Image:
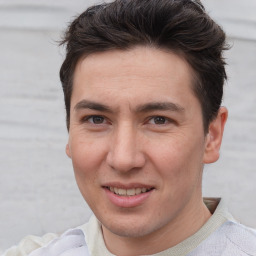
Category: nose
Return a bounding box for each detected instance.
[106,123,146,173]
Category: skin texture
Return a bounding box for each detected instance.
[66,47,228,255]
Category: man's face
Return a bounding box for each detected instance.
[67,47,210,238]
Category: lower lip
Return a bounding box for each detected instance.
[103,188,154,208]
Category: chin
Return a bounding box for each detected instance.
[100,213,164,238]
[106,223,153,238]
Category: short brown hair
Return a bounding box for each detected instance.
[60,0,229,132]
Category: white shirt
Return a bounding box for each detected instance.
[3,198,256,256]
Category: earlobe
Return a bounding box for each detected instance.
[66,144,71,158]
[203,107,228,164]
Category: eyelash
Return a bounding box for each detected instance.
[147,116,172,125]
[82,115,108,125]
[81,115,174,126]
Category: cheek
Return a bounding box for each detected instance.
[149,134,205,186]
[69,135,106,185]
[69,138,104,208]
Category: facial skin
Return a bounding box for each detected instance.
[66,47,227,255]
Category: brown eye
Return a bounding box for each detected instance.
[153,116,167,124]
[87,116,105,124]
[92,116,104,124]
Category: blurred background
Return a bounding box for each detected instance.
[0,0,255,253]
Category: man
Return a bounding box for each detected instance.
[4,0,256,255]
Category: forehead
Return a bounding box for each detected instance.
[72,47,198,110]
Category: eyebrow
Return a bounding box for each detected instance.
[136,102,185,113]
[74,100,112,112]
[74,100,185,113]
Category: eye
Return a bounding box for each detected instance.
[84,115,106,124]
[148,116,169,125]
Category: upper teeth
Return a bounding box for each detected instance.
[109,187,150,196]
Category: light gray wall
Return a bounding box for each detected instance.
[0,0,255,253]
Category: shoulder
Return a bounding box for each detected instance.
[2,233,58,256]
[27,229,90,256]
[220,221,256,255]
[2,228,90,256]
[191,221,256,256]
[2,217,96,256]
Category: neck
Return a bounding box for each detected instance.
[102,198,212,256]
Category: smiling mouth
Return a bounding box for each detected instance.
[104,186,154,196]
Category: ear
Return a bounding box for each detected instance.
[66,143,71,158]
[203,107,228,164]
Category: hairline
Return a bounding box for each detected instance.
[66,44,209,134]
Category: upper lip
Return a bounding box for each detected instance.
[102,182,155,189]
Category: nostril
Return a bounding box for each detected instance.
[106,151,146,173]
